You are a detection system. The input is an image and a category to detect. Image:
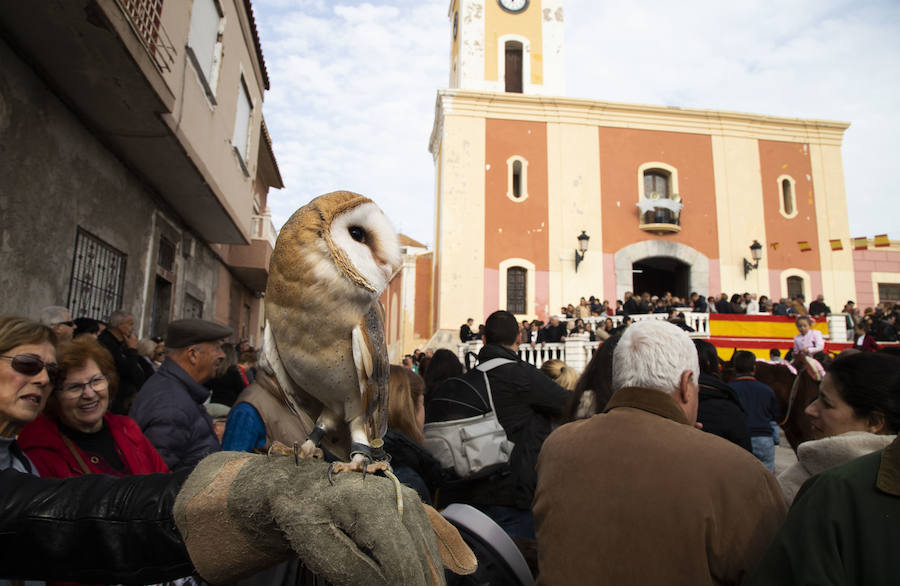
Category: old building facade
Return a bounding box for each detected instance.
[427,0,857,335]
[0,0,282,344]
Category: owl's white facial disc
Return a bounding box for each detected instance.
[330,202,401,294]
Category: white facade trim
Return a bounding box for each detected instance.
[779,268,812,300]
[777,174,798,219]
[506,155,529,201]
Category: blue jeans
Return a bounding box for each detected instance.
[476,505,536,540]
[751,435,776,472]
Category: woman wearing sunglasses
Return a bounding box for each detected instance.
[18,338,168,479]
[0,316,57,474]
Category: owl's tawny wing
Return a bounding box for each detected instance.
[351,302,390,443]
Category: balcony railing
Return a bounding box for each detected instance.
[114,0,176,73]
[637,195,682,233]
[251,210,277,248]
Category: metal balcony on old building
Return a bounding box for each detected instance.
[637,194,682,233]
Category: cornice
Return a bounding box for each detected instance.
[431,89,850,146]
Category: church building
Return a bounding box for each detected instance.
[427,0,855,333]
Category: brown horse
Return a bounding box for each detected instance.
[754,357,822,452]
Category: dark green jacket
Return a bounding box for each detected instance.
[749,435,900,585]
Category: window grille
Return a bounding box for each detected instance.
[878,283,900,303]
[787,276,804,300]
[67,229,127,321]
[507,267,527,315]
[158,236,176,272]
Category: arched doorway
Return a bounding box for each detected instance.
[614,240,710,301]
[632,257,690,299]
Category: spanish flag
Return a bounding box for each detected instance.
[874,234,890,247]
[798,241,812,252]
[853,237,868,250]
[829,239,843,251]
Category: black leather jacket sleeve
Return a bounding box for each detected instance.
[0,468,193,583]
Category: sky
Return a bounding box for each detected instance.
[252,0,900,247]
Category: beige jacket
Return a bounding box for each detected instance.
[777,431,896,505]
[534,387,786,586]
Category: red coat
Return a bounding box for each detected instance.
[18,412,169,478]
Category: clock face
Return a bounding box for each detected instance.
[498,0,529,14]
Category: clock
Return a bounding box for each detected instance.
[498,0,529,14]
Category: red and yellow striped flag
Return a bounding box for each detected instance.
[829,239,843,251]
[798,241,812,252]
[874,234,890,247]
[853,237,868,250]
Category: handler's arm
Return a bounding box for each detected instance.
[0,468,193,584]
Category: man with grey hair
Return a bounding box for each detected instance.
[533,319,786,585]
[98,309,147,414]
[39,305,74,343]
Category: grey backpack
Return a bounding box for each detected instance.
[422,358,515,478]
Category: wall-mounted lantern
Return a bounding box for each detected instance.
[575,231,590,272]
[743,240,763,278]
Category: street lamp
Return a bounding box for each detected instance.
[575,231,590,272]
[743,240,763,278]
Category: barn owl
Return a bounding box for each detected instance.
[260,190,401,474]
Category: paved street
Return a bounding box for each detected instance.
[773,428,798,477]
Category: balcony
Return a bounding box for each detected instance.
[225,212,277,293]
[637,194,682,233]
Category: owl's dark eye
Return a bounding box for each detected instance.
[349,226,367,243]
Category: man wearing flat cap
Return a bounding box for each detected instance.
[130,319,232,470]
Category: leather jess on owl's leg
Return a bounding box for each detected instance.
[298,410,341,459]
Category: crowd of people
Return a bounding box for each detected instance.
[457,291,900,346]
[3,302,900,584]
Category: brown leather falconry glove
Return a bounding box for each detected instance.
[173,451,476,586]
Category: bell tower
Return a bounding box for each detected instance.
[448,0,565,96]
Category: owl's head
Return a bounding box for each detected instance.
[269,191,401,305]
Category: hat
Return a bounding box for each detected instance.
[165,319,233,349]
[205,402,231,419]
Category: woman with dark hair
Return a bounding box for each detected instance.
[566,335,620,421]
[730,293,745,314]
[694,340,752,451]
[19,338,169,478]
[777,351,900,504]
[383,365,442,505]
[209,342,247,407]
[422,348,463,396]
[852,322,880,352]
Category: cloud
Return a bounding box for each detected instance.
[254,0,900,243]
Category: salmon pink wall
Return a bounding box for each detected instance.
[484,118,549,316]
[414,253,433,339]
[597,127,719,260]
[759,140,820,272]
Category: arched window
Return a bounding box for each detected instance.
[507,267,527,315]
[783,179,793,215]
[506,156,528,201]
[505,41,523,93]
[778,175,797,219]
[787,276,804,299]
[512,160,522,198]
[643,169,670,199]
